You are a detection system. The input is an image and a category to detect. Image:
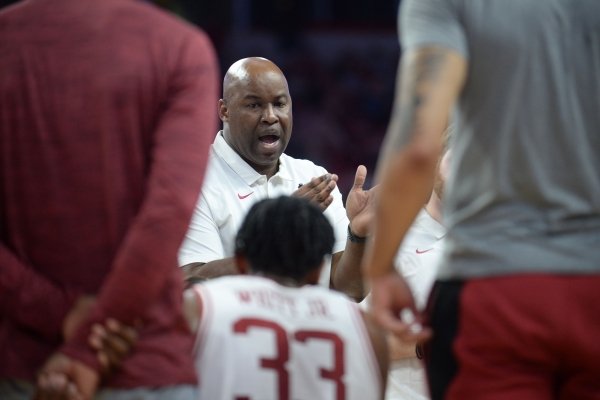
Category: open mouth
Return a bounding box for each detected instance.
[259,135,279,144]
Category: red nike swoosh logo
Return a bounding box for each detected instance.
[237,192,254,199]
[416,248,433,254]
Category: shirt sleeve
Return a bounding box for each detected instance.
[178,193,226,266]
[400,0,468,59]
[0,244,80,338]
[61,30,219,365]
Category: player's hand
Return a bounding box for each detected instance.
[293,173,338,212]
[89,319,138,376]
[345,165,377,237]
[369,270,432,343]
[35,353,98,400]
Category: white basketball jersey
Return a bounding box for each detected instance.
[192,275,382,400]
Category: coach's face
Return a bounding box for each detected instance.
[219,59,293,178]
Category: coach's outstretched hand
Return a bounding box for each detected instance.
[345,165,376,238]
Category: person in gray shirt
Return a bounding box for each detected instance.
[363,1,600,399]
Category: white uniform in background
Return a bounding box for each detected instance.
[363,209,446,400]
[192,275,382,400]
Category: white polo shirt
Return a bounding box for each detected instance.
[179,132,349,284]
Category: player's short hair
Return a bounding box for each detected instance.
[235,196,334,281]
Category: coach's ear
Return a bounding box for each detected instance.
[234,253,249,275]
[218,99,228,122]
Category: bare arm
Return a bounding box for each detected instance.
[182,258,239,282]
[330,244,365,301]
[363,47,466,337]
[182,287,202,333]
[367,47,466,279]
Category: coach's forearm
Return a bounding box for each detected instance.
[182,258,239,283]
[331,243,366,302]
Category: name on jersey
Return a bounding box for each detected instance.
[236,289,332,319]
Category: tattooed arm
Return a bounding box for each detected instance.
[361,47,466,337]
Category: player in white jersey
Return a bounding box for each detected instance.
[88,196,388,399]
[191,276,383,400]
[184,196,388,400]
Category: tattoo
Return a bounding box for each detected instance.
[388,49,448,152]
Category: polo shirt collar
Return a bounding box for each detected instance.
[275,154,294,182]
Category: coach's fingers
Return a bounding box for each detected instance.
[295,174,338,208]
[351,165,367,191]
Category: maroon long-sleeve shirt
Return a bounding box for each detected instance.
[0,0,218,388]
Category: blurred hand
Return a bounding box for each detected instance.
[345,165,377,237]
[369,270,432,343]
[293,173,338,211]
[35,353,98,400]
[89,319,138,376]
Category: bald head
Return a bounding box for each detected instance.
[218,57,293,178]
[222,57,289,102]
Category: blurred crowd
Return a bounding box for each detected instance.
[277,45,398,195]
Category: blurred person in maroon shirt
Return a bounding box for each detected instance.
[0,0,218,399]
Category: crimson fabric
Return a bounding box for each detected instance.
[427,276,600,400]
[0,0,218,388]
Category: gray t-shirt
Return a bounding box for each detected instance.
[400,0,600,279]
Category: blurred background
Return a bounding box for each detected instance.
[0,0,401,198]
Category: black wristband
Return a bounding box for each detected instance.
[347,224,367,243]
